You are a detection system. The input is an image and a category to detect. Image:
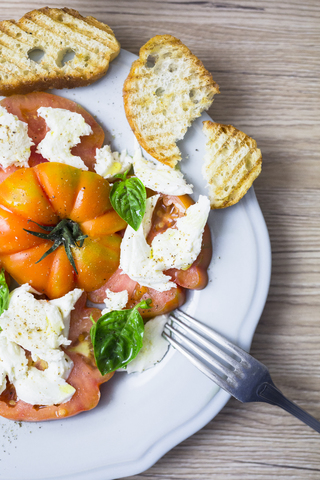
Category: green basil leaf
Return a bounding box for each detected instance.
[110,175,146,231]
[0,269,9,323]
[90,299,151,375]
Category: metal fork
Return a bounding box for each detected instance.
[163,310,320,434]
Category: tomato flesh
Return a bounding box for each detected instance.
[88,268,186,319]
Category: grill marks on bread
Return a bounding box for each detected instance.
[0,7,120,95]
[202,121,262,209]
[123,35,219,168]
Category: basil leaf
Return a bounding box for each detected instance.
[110,173,146,231]
[90,299,151,375]
[0,269,9,324]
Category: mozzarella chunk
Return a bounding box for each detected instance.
[101,289,129,316]
[133,147,193,195]
[0,285,83,406]
[94,145,132,179]
[50,288,86,341]
[151,195,211,270]
[0,336,28,394]
[120,195,175,292]
[0,106,34,169]
[37,107,93,170]
[14,357,75,406]
[126,315,169,374]
[120,195,210,292]
[1,284,83,362]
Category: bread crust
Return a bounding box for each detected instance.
[0,8,120,96]
[202,121,262,209]
[123,35,219,168]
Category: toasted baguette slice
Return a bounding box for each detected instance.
[123,35,219,168]
[202,121,262,208]
[0,7,120,95]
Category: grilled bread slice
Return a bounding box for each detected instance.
[202,121,262,208]
[123,35,219,168]
[0,7,120,95]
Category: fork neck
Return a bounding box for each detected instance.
[256,382,320,434]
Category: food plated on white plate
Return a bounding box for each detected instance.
[0,7,270,480]
[0,89,213,420]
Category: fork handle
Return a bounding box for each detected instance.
[257,382,320,434]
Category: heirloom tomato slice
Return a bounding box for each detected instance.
[0,293,113,421]
[0,91,104,183]
[0,162,127,298]
[88,194,212,317]
[89,268,186,319]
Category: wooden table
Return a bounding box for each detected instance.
[1,1,319,478]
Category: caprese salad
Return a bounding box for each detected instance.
[0,92,211,421]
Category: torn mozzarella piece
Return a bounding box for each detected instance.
[0,284,83,405]
[133,147,193,195]
[0,106,34,169]
[101,289,129,316]
[13,352,75,406]
[120,195,175,292]
[126,315,169,374]
[120,195,210,291]
[37,107,93,170]
[0,336,28,396]
[94,145,132,179]
[151,195,211,270]
[50,288,86,341]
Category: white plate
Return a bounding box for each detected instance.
[0,49,271,480]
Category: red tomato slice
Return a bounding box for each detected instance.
[88,268,186,319]
[0,92,104,182]
[89,268,138,302]
[0,293,113,422]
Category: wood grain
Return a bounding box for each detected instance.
[1,1,319,479]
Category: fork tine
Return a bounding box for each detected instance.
[165,323,237,379]
[162,331,231,391]
[173,310,250,363]
[169,316,241,371]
